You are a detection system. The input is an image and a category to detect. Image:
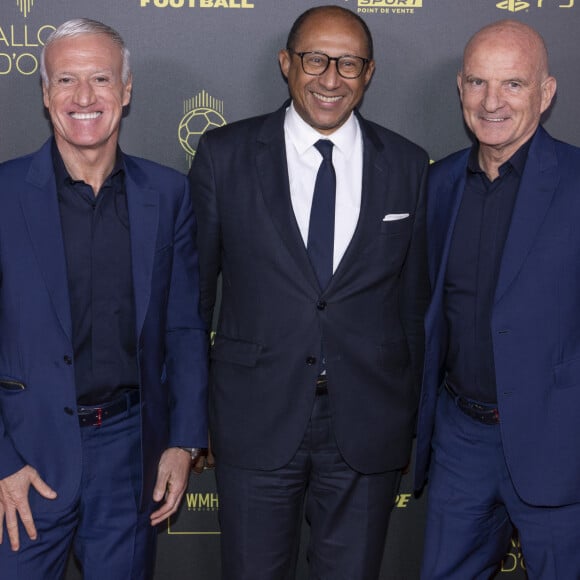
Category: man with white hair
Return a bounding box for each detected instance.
[0,18,207,579]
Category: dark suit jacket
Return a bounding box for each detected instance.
[0,139,208,512]
[415,127,580,506]
[189,105,429,474]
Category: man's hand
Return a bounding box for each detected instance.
[150,448,191,526]
[0,465,57,551]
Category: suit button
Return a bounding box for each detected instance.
[63,355,72,365]
[316,301,327,310]
[306,356,317,366]
[64,407,74,415]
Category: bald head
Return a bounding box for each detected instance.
[463,20,549,81]
[457,19,557,179]
[286,5,373,60]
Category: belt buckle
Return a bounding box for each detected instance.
[93,407,103,427]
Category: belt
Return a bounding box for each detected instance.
[444,382,499,425]
[78,390,140,427]
[315,375,328,396]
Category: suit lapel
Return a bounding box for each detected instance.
[494,128,558,304]
[18,144,159,342]
[125,157,159,338]
[257,107,320,291]
[330,120,385,285]
[430,156,469,296]
[19,140,72,339]
[424,153,468,345]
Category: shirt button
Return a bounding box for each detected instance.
[306,356,317,366]
[63,355,72,365]
[316,301,327,310]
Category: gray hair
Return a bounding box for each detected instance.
[40,18,131,85]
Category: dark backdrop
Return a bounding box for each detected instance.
[3,0,577,577]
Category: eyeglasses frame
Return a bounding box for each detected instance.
[287,49,370,80]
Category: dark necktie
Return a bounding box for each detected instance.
[307,139,336,290]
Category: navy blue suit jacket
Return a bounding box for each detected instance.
[0,139,208,512]
[415,127,580,506]
[189,105,429,474]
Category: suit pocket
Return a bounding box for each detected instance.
[380,217,412,237]
[554,356,580,389]
[0,377,26,391]
[211,336,262,367]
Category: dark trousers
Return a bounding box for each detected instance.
[216,392,401,580]
[421,388,580,579]
[0,403,157,580]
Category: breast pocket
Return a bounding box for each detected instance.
[361,217,412,261]
[380,216,412,237]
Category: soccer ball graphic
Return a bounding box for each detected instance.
[178,107,227,157]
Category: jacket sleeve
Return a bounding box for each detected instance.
[164,175,209,448]
[187,133,222,331]
[400,155,431,398]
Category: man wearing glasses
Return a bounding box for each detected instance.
[189,5,429,579]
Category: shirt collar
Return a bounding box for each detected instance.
[284,101,358,159]
[51,139,124,188]
[467,131,535,179]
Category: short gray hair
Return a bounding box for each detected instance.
[40,18,131,85]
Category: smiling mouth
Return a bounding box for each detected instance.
[70,112,102,120]
[481,116,508,123]
[312,92,342,104]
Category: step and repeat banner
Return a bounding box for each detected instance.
[2,0,579,578]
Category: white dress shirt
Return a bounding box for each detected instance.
[283,102,363,273]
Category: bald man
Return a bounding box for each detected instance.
[415,20,580,578]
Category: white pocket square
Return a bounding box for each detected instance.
[382,213,410,222]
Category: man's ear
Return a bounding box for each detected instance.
[278,49,291,80]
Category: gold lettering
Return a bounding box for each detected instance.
[0,53,12,74]
[15,52,38,75]
[37,25,56,46]
[501,553,517,572]
[199,0,254,6]
[186,493,219,509]
[0,27,8,48]
[395,493,411,508]
[0,25,55,48]
[10,26,23,48]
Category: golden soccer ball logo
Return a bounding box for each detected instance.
[178,107,227,157]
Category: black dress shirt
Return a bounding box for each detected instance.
[53,142,139,405]
[444,139,531,404]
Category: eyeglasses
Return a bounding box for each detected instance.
[288,50,370,79]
